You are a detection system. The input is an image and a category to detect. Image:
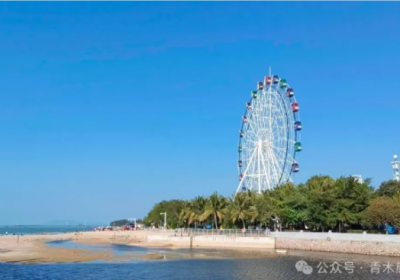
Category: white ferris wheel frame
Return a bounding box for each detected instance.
[235,71,301,194]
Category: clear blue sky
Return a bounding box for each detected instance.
[1,2,399,225]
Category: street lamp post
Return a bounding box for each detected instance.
[128,218,137,230]
[160,212,167,231]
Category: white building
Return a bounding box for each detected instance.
[351,175,363,184]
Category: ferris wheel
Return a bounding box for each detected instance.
[235,71,302,194]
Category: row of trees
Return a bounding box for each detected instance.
[109,219,143,227]
[142,176,400,232]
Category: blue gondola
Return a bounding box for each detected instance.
[294,121,302,131]
[286,88,294,98]
[272,75,279,84]
[291,162,300,173]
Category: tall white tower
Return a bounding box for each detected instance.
[392,154,399,182]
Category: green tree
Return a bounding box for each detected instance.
[109,219,129,227]
[331,176,373,231]
[255,191,277,226]
[229,192,251,228]
[201,192,228,229]
[143,199,186,228]
[272,183,307,229]
[375,180,400,197]
[362,196,400,228]
[179,196,207,227]
[303,176,336,231]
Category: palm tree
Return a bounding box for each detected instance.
[180,196,207,227]
[230,192,251,228]
[201,192,227,229]
[179,200,192,226]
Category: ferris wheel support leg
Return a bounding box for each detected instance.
[257,144,261,194]
[271,149,283,187]
[235,147,258,196]
[270,150,281,187]
[259,148,272,191]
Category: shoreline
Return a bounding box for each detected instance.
[0,232,277,264]
[2,231,400,264]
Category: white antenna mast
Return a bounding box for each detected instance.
[392,154,399,182]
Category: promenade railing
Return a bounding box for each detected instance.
[169,228,400,243]
[183,228,272,237]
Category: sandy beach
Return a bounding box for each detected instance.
[4,230,400,265]
[0,231,169,264]
[0,230,281,264]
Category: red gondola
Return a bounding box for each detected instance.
[291,102,299,112]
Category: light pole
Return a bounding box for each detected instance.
[128,218,137,229]
[160,212,167,231]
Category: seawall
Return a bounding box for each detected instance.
[145,231,400,256]
[146,235,276,249]
[274,231,400,257]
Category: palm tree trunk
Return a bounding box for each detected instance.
[242,219,245,229]
[214,213,218,229]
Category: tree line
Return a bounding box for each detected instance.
[142,176,400,232]
[109,219,143,227]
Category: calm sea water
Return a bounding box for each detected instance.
[0,225,99,235]
[0,257,398,280]
[1,240,400,279]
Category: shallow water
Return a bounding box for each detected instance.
[2,241,400,279]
